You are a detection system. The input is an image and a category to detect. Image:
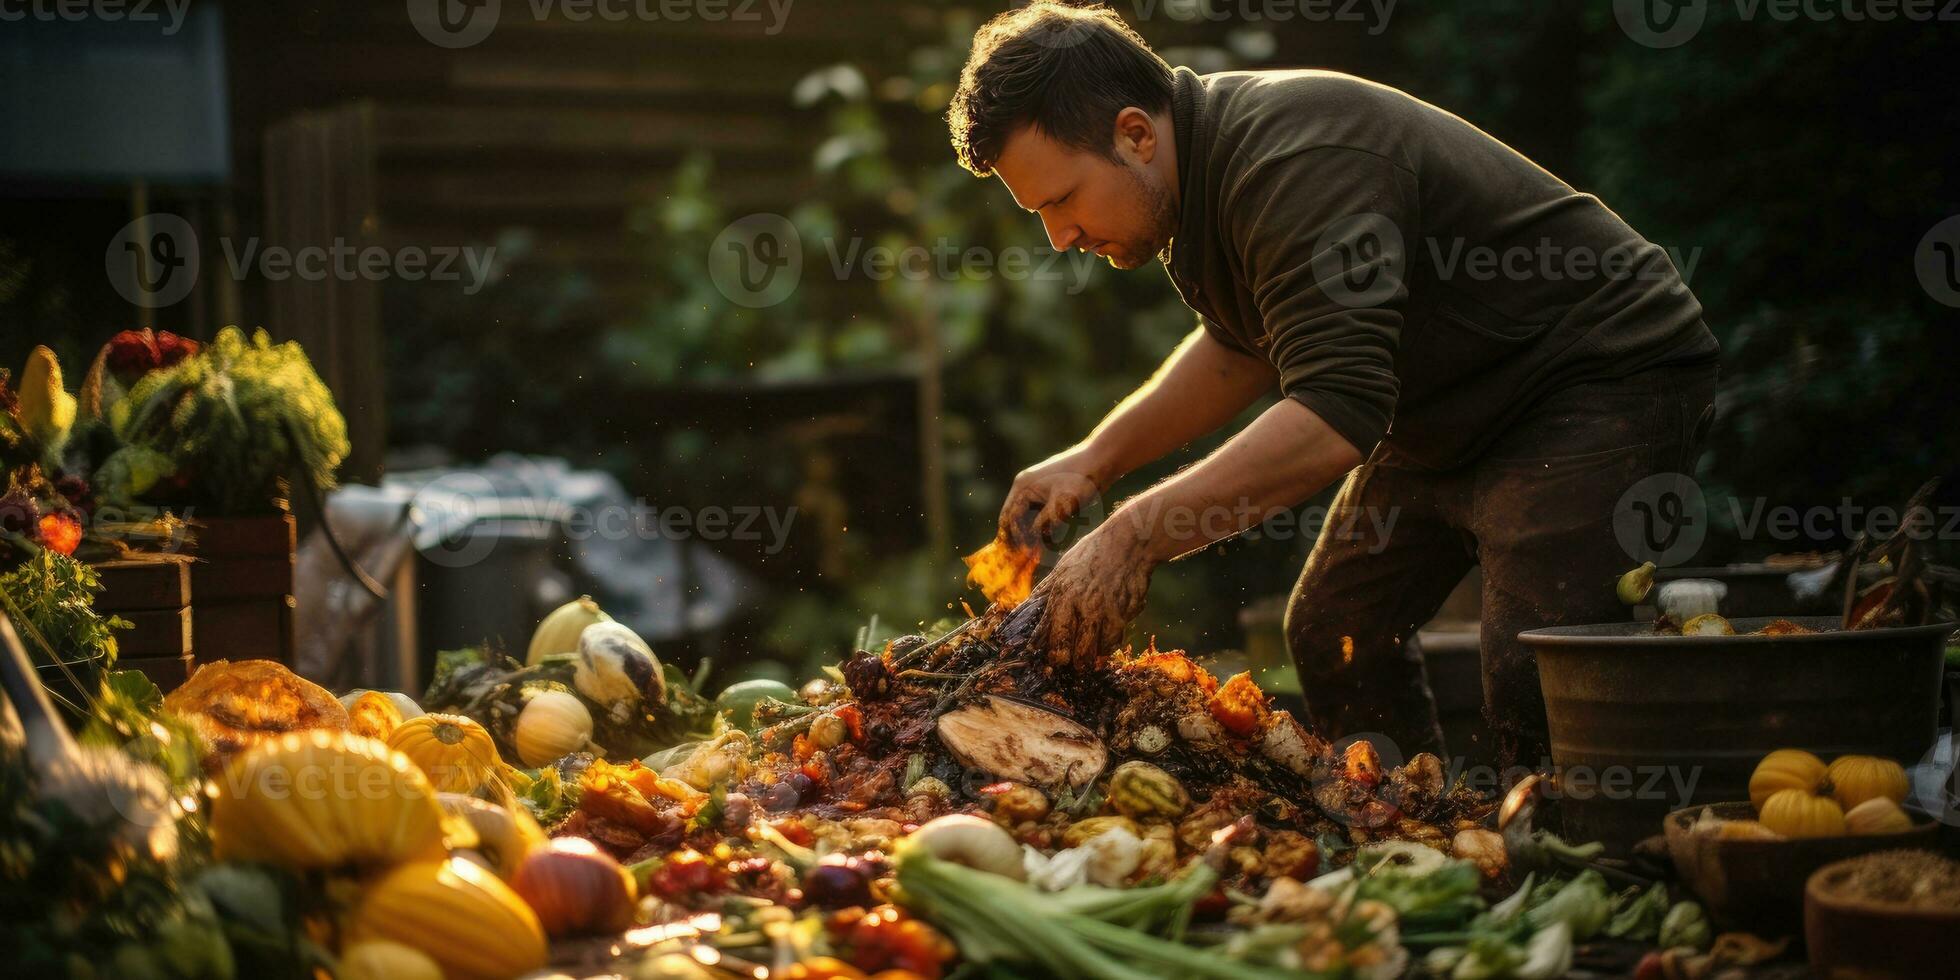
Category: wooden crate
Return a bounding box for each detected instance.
[90,554,197,694]
[187,511,298,666]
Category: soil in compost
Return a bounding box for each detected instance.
[1819,849,1960,908]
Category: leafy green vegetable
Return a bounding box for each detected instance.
[510,762,580,826]
[1507,827,1606,876]
[0,550,129,714]
[109,327,348,514]
[1659,900,1711,951]
[1605,883,1671,941]
[79,669,205,793]
[1350,857,1485,932]
[1524,870,1613,940]
[191,863,334,979]
[1417,870,1672,977]
[896,845,1314,980]
[1428,930,1528,979]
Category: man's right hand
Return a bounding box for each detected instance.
[998,444,1111,550]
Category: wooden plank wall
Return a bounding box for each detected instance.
[262,103,386,486]
[220,2,1268,344]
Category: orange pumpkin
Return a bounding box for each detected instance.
[388,713,501,793]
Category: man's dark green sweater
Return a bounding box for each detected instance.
[1164,67,1719,469]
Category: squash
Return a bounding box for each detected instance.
[1061,815,1140,849]
[1826,755,1909,810]
[346,858,547,980]
[339,940,442,980]
[164,659,349,765]
[437,793,547,879]
[574,621,666,721]
[1748,749,1829,811]
[527,595,611,666]
[1758,788,1846,839]
[343,691,409,741]
[1616,562,1656,605]
[509,836,638,938]
[990,783,1049,823]
[1106,761,1191,821]
[389,713,501,793]
[1680,613,1736,636]
[209,730,447,869]
[1843,796,1913,835]
[1716,819,1783,841]
[715,678,798,730]
[18,345,77,451]
[513,689,594,767]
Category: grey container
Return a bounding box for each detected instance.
[1520,616,1949,854]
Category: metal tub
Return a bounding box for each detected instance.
[1520,616,1949,853]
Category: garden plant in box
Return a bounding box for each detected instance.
[99,326,348,517]
[93,327,348,666]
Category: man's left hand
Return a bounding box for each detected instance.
[1029,521,1155,667]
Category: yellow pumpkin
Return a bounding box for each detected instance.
[1716,819,1782,841]
[1843,796,1914,835]
[389,713,501,793]
[346,858,548,980]
[1758,788,1846,839]
[210,730,448,869]
[344,690,408,741]
[339,940,443,980]
[1827,755,1909,810]
[1748,749,1829,811]
[437,793,548,879]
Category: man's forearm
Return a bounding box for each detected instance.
[1113,398,1364,563]
[1076,327,1276,486]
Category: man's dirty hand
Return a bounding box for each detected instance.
[998,444,1110,550]
[1030,522,1153,667]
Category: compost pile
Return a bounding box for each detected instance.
[10,540,1730,980]
[503,569,1513,977]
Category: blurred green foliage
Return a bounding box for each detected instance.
[1399,4,1958,547]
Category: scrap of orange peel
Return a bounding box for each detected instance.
[962,534,1039,608]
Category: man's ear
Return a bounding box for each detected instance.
[1113,106,1157,163]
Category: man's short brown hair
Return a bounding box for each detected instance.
[946,2,1174,178]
